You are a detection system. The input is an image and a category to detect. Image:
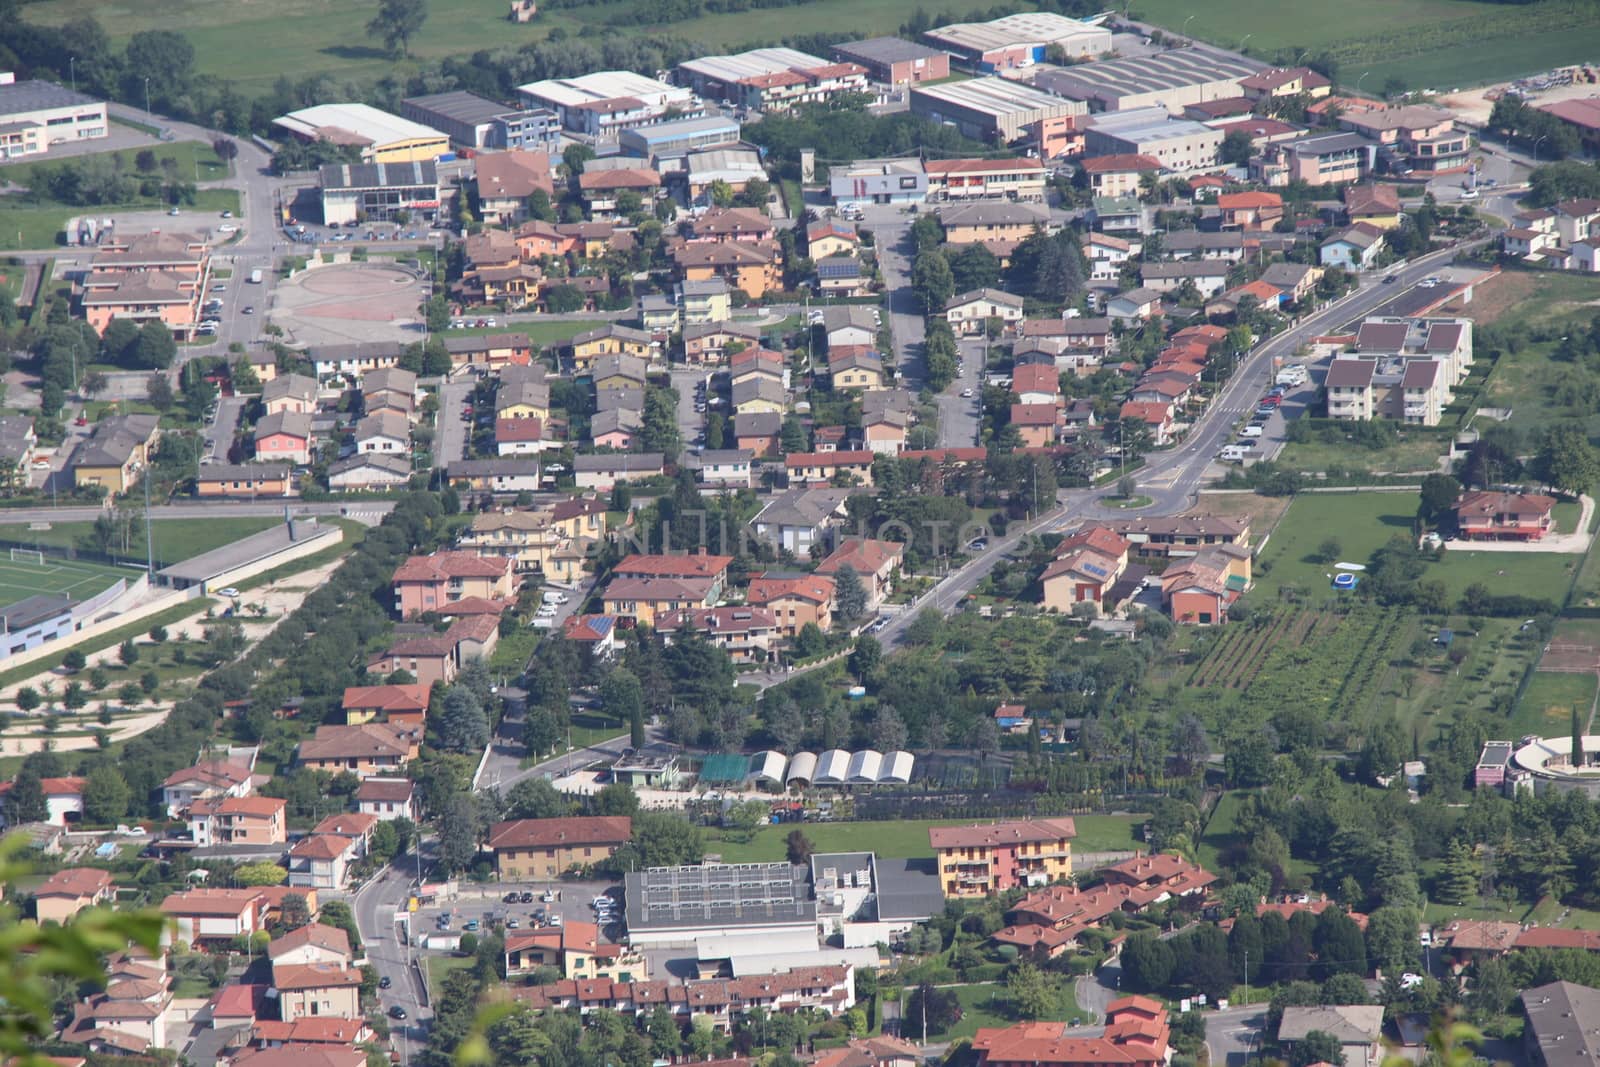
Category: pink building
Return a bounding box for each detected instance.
[80,232,211,338]
[391,551,517,617]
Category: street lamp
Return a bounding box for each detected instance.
[142,77,151,118]
[69,57,76,95]
[1534,134,1549,165]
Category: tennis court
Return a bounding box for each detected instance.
[0,551,130,608]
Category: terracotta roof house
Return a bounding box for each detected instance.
[746,572,837,638]
[973,996,1169,1067]
[267,923,352,967]
[930,819,1076,897]
[355,777,418,822]
[295,722,419,777]
[1454,491,1556,542]
[341,683,430,726]
[392,551,517,618]
[815,538,903,611]
[486,816,633,880]
[35,867,115,924]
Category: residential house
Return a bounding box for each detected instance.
[681,207,775,244]
[1522,980,1600,1067]
[746,572,836,637]
[688,449,755,488]
[507,963,856,1022]
[569,325,653,368]
[573,453,665,491]
[446,458,543,494]
[1439,920,1522,963]
[1089,195,1145,236]
[672,240,782,299]
[458,508,573,574]
[354,411,410,456]
[817,255,867,297]
[1161,544,1252,625]
[684,321,763,364]
[938,201,1052,260]
[678,278,733,325]
[444,333,535,370]
[924,157,1047,201]
[862,407,909,454]
[1041,527,1131,615]
[614,554,733,599]
[328,453,412,492]
[1259,261,1321,304]
[1454,491,1556,542]
[271,959,361,1022]
[655,605,779,664]
[295,722,419,777]
[1277,1006,1386,1067]
[195,464,293,499]
[973,997,1169,1067]
[1076,153,1162,198]
[72,414,160,495]
[504,920,639,980]
[1118,400,1175,446]
[578,167,661,218]
[820,306,880,349]
[35,867,115,924]
[592,353,648,392]
[80,231,210,339]
[496,376,551,422]
[806,219,860,260]
[1106,287,1163,322]
[1344,182,1402,229]
[392,551,516,617]
[287,834,362,891]
[1320,222,1386,269]
[785,449,874,487]
[187,796,287,847]
[1011,363,1061,405]
[254,412,313,465]
[355,777,419,822]
[1240,65,1332,100]
[830,348,886,391]
[485,816,633,879]
[1100,853,1217,899]
[161,755,257,816]
[751,486,853,554]
[1084,514,1250,559]
[945,288,1025,336]
[929,818,1077,898]
[362,368,418,419]
[1216,191,1284,231]
[1158,230,1245,262]
[1083,232,1137,280]
[366,634,461,688]
[341,683,430,726]
[1339,104,1468,174]
[993,703,1032,736]
[735,411,784,456]
[563,613,622,658]
[262,374,318,416]
[1139,260,1230,297]
[496,416,551,456]
[733,375,787,415]
[267,924,352,969]
[1010,403,1061,448]
[160,888,266,943]
[601,577,716,627]
[473,150,555,226]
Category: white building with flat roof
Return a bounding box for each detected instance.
[925,12,1113,72]
[1036,50,1258,113]
[517,71,697,135]
[1086,108,1225,173]
[273,103,448,164]
[0,77,107,159]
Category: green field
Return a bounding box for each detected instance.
[1132,0,1600,91]
[1511,671,1598,738]
[0,554,129,606]
[707,814,1144,864]
[17,0,1000,94]
[1475,273,1600,440]
[1275,434,1447,475]
[0,142,231,192]
[0,517,279,569]
[1254,491,1581,604]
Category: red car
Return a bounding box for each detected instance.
[1259,394,1282,407]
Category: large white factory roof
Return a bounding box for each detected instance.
[518,70,691,109]
[927,12,1110,52]
[679,47,830,84]
[273,103,444,147]
[913,76,1082,116]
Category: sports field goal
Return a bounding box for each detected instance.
[7,547,44,566]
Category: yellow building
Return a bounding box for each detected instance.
[73,414,160,495]
[928,818,1077,898]
[272,104,448,164]
[569,325,653,367]
[486,816,632,880]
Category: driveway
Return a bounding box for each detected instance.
[435,377,476,465]
[669,367,710,449]
[204,395,247,463]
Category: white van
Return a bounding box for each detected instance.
[542,591,570,605]
[1220,444,1252,462]
[1239,425,1263,438]
[1276,366,1305,387]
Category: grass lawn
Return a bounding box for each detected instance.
[1131,0,1600,90]
[0,517,279,568]
[1474,272,1600,439]
[708,814,1145,864]
[19,0,1003,93]
[448,320,610,349]
[1275,434,1447,474]
[1253,491,1581,604]
[1510,671,1598,737]
[0,597,212,690]
[1197,791,1248,874]
[943,982,1020,1039]
[0,554,128,606]
[0,142,230,192]
[0,189,241,251]
[424,953,475,996]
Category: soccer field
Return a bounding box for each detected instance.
[0,554,130,608]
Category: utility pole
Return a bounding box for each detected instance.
[1243,949,1248,1008]
[142,467,154,577]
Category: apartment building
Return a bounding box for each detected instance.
[391,551,516,617]
[930,819,1077,897]
[80,232,211,338]
[486,816,633,880]
[186,796,287,847]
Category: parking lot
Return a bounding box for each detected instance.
[414,877,624,942]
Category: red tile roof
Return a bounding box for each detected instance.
[929,818,1077,850]
[37,867,113,899]
[614,553,734,579]
[1078,153,1162,174]
[487,816,633,850]
[392,551,512,583]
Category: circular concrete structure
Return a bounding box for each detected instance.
[1510,734,1600,797]
[269,260,427,348]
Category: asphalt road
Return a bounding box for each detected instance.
[436,377,476,466]
[352,857,433,1048]
[204,396,248,464]
[0,500,394,523]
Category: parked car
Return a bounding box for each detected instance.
[378,976,392,989]
[389,1006,408,1020]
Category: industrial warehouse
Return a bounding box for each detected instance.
[1034,49,1260,113]
[923,12,1113,71]
[909,76,1085,143]
[318,161,441,225]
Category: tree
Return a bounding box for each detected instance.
[319,900,361,950]
[912,248,955,314]
[610,812,703,872]
[1007,962,1060,1020]
[133,320,176,370]
[1288,1031,1345,1067]
[212,138,238,164]
[118,639,139,666]
[506,777,569,820]
[1535,425,1600,497]
[785,829,813,865]
[833,564,868,622]
[366,0,427,56]
[1435,841,1479,906]
[81,765,130,824]
[904,983,962,1039]
[1418,473,1461,525]
[235,861,288,886]
[1220,129,1254,166]
[14,687,39,712]
[3,768,46,824]
[438,686,490,752]
[279,892,311,931]
[594,781,640,817]
[62,649,87,673]
[563,144,595,176]
[145,373,174,412]
[438,793,481,875]
[1122,932,1175,992]
[601,667,645,749]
